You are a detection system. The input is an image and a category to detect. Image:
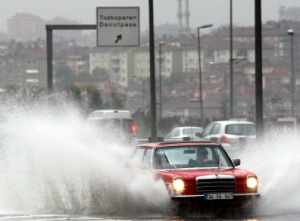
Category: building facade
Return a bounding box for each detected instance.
[7,13,45,41]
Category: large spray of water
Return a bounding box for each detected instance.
[240,129,300,216]
[0,101,169,215]
[0,98,299,218]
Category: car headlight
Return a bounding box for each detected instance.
[247,176,258,189]
[172,178,185,194]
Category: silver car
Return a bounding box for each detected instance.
[165,126,204,140]
[202,120,256,153]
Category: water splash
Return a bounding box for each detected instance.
[240,129,300,216]
[2,98,299,217]
[0,102,170,215]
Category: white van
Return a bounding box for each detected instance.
[87,109,139,142]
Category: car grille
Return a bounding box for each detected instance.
[196,178,236,194]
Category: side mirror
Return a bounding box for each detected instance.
[233,159,241,167]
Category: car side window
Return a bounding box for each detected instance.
[182,128,192,136]
[171,128,180,137]
[154,151,173,169]
[210,123,221,135]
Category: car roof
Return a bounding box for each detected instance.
[87,109,132,120]
[137,140,217,149]
[212,120,255,125]
[172,126,203,129]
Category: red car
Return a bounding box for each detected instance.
[133,140,259,209]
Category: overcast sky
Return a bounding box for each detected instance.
[1,0,300,32]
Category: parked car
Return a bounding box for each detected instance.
[87,109,139,143]
[132,140,259,211]
[201,120,256,153]
[165,126,204,140]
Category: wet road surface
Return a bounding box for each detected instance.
[0,213,300,221]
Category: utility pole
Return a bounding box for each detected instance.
[46,26,53,93]
[158,42,164,125]
[197,24,213,124]
[148,0,158,141]
[255,0,264,137]
[229,0,234,118]
[288,29,295,117]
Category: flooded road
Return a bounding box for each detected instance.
[0,213,300,221]
[0,104,299,221]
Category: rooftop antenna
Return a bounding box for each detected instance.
[177,0,184,34]
[184,0,191,33]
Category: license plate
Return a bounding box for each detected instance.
[205,193,234,200]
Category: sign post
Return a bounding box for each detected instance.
[97,7,140,47]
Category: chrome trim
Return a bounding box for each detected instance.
[233,193,260,196]
[196,174,234,180]
[172,194,205,198]
[157,167,233,172]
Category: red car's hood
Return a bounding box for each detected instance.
[158,168,251,180]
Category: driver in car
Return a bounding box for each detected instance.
[189,148,210,167]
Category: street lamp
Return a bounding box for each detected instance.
[197,24,213,124]
[288,28,295,117]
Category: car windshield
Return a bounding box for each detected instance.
[154,145,233,169]
[225,124,256,136]
[182,127,203,136]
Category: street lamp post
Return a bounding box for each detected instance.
[288,28,295,117]
[255,0,264,136]
[197,24,213,124]
[229,0,234,118]
[158,42,164,124]
[148,0,158,141]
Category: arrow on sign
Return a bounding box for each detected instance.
[115,34,122,44]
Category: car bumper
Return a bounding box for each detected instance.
[171,193,260,210]
[171,192,260,199]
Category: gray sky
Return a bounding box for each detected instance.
[1,0,300,32]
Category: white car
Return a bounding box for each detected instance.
[202,120,256,153]
[165,126,204,140]
[87,109,139,143]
